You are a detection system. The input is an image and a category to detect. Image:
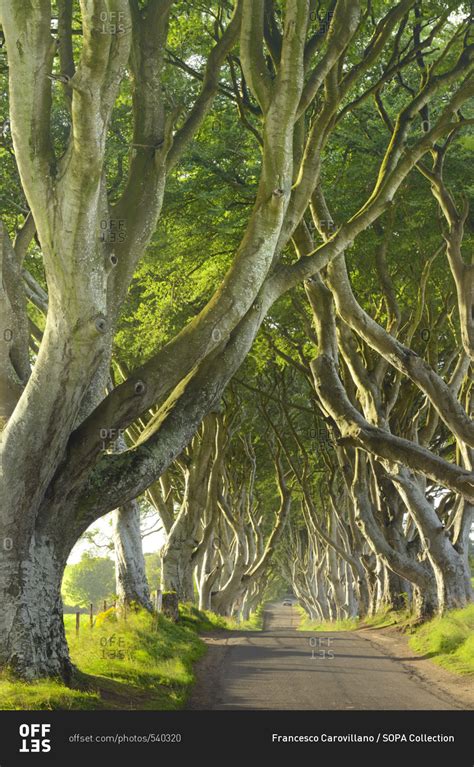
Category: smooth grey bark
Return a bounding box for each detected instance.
[0,222,30,423]
[212,447,291,616]
[160,543,195,603]
[309,340,472,613]
[392,471,472,612]
[0,0,241,680]
[197,542,222,611]
[160,414,218,601]
[350,454,439,619]
[113,500,152,611]
[111,431,153,610]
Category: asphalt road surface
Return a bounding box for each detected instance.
[188,603,461,710]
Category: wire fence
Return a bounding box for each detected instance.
[73,590,165,634]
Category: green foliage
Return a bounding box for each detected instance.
[409,605,474,675]
[62,553,115,609]
[0,0,471,659]
[263,572,291,603]
[144,553,161,591]
[93,607,117,630]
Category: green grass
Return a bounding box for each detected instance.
[360,607,413,630]
[0,603,264,710]
[297,600,474,677]
[299,615,359,632]
[2,607,207,710]
[177,604,231,632]
[221,604,265,631]
[297,605,358,632]
[177,603,264,632]
[0,674,101,710]
[241,605,265,631]
[297,600,415,633]
[409,604,474,676]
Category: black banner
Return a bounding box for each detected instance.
[0,710,471,765]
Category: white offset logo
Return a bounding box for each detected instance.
[19,724,51,753]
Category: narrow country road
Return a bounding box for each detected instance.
[187,604,465,710]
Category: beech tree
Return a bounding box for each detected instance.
[0,0,472,682]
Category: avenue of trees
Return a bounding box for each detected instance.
[0,0,472,682]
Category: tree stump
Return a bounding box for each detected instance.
[161,591,179,622]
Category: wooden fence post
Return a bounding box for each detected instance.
[75,611,80,636]
[89,602,93,628]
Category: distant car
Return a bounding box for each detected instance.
[283,600,293,606]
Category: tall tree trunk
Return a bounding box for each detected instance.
[0,529,71,681]
[197,550,221,612]
[394,472,471,612]
[344,561,358,619]
[350,456,439,620]
[315,568,332,621]
[113,500,152,610]
[160,537,195,602]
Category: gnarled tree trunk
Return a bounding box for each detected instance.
[0,523,72,680]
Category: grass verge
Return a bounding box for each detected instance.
[298,615,359,632]
[408,604,474,675]
[0,603,262,711]
[360,607,413,630]
[297,602,474,676]
[177,603,263,632]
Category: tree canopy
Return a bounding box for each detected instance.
[0,0,472,681]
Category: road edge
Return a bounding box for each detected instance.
[355,626,473,710]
